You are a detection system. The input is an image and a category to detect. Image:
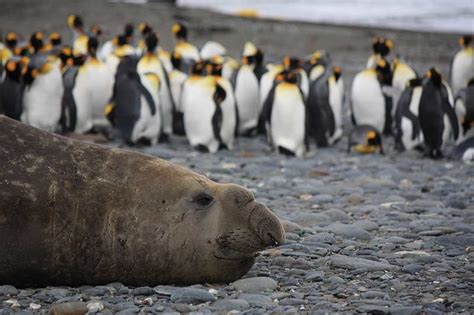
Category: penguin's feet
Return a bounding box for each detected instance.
[158,133,170,143]
[278,146,296,156]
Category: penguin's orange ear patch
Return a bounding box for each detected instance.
[6,61,16,72]
[7,32,17,41]
[377,59,386,68]
[386,39,393,49]
[367,131,377,139]
[172,23,181,34]
[459,37,465,46]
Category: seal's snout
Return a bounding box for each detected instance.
[254,208,285,249]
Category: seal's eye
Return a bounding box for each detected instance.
[194,193,214,208]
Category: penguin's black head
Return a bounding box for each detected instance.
[408,77,423,87]
[30,32,45,54]
[67,15,84,30]
[372,37,392,57]
[6,32,18,49]
[459,35,473,47]
[14,45,29,57]
[191,61,205,75]
[49,32,62,47]
[468,78,474,87]
[22,65,39,86]
[4,59,22,82]
[145,32,159,53]
[172,23,187,40]
[366,130,382,147]
[91,25,102,37]
[139,22,152,36]
[255,49,264,66]
[375,59,392,85]
[87,37,99,56]
[284,70,299,84]
[283,56,301,71]
[242,55,256,65]
[124,23,135,38]
[171,51,182,70]
[333,66,342,81]
[117,34,129,47]
[426,68,442,87]
[207,55,224,76]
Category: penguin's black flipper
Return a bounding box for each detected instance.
[383,93,393,135]
[440,85,459,141]
[60,66,79,132]
[230,68,240,91]
[137,78,156,116]
[262,83,277,128]
[212,83,226,145]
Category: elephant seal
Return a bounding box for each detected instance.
[0,116,284,287]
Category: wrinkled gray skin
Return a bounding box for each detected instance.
[0,116,285,287]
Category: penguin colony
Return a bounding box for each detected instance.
[0,16,473,160]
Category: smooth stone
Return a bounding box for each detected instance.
[361,291,388,299]
[170,288,217,304]
[322,209,350,221]
[305,271,325,282]
[353,220,380,231]
[0,285,19,296]
[389,305,423,315]
[232,277,278,293]
[279,298,308,306]
[239,293,275,308]
[50,302,88,315]
[213,299,250,311]
[324,276,345,284]
[280,220,303,234]
[326,223,373,240]
[327,254,397,271]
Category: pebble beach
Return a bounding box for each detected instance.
[0,0,473,314]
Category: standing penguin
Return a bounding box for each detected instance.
[137,32,174,140]
[182,64,228,153]
[263,70,307,157]
[307,66,344,147]
[0,58,24,120]
[418,68,459,158]
[71,37,114,134]
[232,41,260,135]
[394,78,424,151]
[107,55,159,145]
[207,56,237,150]
[351,59,393,135]
[169,51,188,135]
[22,54,64,131]
[450,35,474,94]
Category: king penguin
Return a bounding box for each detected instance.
[450,35,474,95]
[0,58,24,120]
[232,41,260,136]
[107,54,159,145]
[182,61,229,153]
[22,53,64,132]
[71,37,114,134]
[307,66,344,147]
[351,58,393,135]
[207,56,237,150]
[418,68,459,158]
[169,51,188,135]
[137,32,174,140]
[263,70,307,157]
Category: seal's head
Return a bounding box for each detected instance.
[133,160,285,284]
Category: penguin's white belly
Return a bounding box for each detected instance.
[328,78,344,144]
[182,82,219,153]
[23,66,64,132]
[131,75,161,145]
[235,66,259,133]
[105,54,120,77]
[400,86,423,150]
[309,65,325,81]
[170,71,187,113]
[218,78,237,149]
[271,85,306,157]
[451,50,474,94]
[462,148,474,161]
[455,98,467,143]
[74,64,114,133]
[299,70,309,99]
[351,71,385,132]
[98,41,114,62]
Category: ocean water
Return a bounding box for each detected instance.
[177,0,474,34]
